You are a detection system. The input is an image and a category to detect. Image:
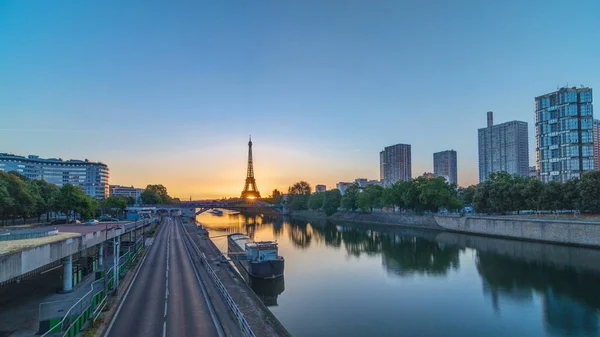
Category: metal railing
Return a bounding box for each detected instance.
[180,222,256,337]
[198,252,256,337]
[40,279,105,337]
[39,237,146,336]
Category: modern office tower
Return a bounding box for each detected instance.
[478,111,529,182]
[535,87,594,182]
[380,143,412,187]
[315,184,326,193]
[529,166,539,178]
[0,153,110,198]
[594,119,600,171]
[433,150,457,185]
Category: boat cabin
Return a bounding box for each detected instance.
[246,241,279,262]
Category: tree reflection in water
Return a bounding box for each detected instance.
[287,218,462,276]
[477,252,600,336]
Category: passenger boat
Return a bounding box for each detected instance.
[227,233,285,279]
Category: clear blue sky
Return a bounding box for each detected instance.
[1,1,599,197]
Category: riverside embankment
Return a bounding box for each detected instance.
[435,215,600,248]
[292,210,600,248]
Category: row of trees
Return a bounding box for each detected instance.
[0,171,163,225]
[0,171,101,224]
[285,177,462,216]
[459,171,600,213]
[140,184,180,204]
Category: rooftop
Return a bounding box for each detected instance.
[0,153,106,166]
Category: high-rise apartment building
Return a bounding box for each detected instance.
[478,111,529,182]
[535,87,594,182]
[0,153,110,198]
[594,119,600,171]
[433,150,457,185]
[380,143,411,187]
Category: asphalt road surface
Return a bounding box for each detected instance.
[105,217,222,337]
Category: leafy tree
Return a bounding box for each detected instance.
[100,196,128,217]
[143,184,174,204]
[288,194,310,210]
[357,184,384,213]
[308,192,325,210]
[402,179,423,214]
[579,171,600,212]
[31,179,59,222]
[140,189,162,204]
[322,189,342,216]
[287,181,312,210]
[457,186,476,205]
[288,181,311,195]
[562,178,580,210]
[1,171,36,222]
[340,184,359,211]
[523,177,543,211]
[271,189,283,204]
[0,177,14,224]
[53,184,97,221]
[541,181,563,211]
[473,180,493,214]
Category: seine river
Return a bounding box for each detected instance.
[196,211,600,337]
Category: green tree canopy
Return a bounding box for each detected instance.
[357,184,384,213]
[53,184,97,221]
[288,181,311,195]
[308,192,325,210]
[140,189,162,204]
[322,189,342,216]
[340,184,359,211]
[579,171,600,212]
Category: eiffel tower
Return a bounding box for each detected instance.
[241,136,261,199]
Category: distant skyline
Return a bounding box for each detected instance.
[1,1,599,198]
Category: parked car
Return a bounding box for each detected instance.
[84,219,99,225]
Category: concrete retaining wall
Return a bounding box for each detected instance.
[435,215,600,247]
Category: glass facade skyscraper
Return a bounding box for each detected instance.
[0,153,110,198]
[380,143,411,187]
[535,87,594,183]
[478,111,529,182]
[433,150,457,185]
[594,119,600,171]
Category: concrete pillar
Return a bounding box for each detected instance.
[61,256,73,293]
[98,245,103,267]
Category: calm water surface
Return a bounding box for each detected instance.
[196,212,600,337]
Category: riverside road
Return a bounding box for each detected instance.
[104,217,224,337]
